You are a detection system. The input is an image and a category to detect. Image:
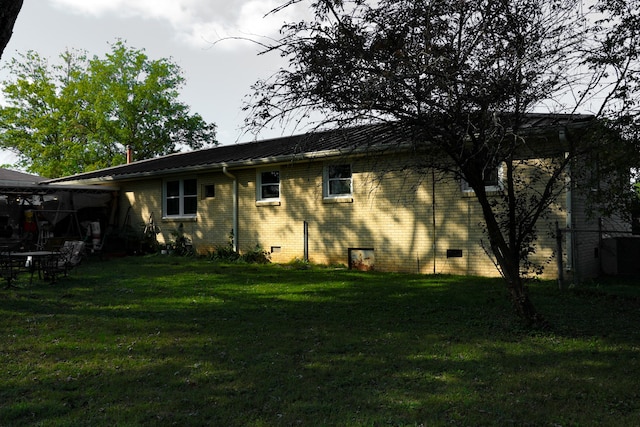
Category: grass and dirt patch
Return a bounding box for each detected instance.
[1,256,639,426]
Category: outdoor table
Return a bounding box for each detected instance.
[9,251,58,283]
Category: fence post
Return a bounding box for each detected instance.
[556,221,564,290]
[303,221,309,262]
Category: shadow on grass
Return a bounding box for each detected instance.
[1,256,639,426]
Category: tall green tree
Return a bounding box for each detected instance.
[246,0,640,326]
[0,40,216,177]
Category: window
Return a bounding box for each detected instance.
[203,184,215,199]
[324,164,352,197]
[164,178,197,217]
[257,170,280,201]
[461,164,503,193]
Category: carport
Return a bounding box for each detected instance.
[0,170,117,250]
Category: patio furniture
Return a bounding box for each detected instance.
[0,251,22,288]
[9,250,59,284]
[41,240,86,282]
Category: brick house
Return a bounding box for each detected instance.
[46,115,629,280]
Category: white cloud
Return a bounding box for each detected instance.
[50,0,305,50]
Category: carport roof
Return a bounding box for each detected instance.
[0,168,116,195]
[0,168,46,183]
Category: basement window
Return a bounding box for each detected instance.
[446,249,463,258]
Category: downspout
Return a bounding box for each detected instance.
[223,166,238,253]
[561,130,573,274]
[432,169,437,274]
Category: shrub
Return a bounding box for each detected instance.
[240,244,271,264]
[210,230,240,261]
[211,244,240,262]
[209,231,270,264]
[168,223,194,257]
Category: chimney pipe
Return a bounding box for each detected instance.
[126,145,133,164]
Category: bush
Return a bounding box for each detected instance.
[209,231,270,264]
[210,230,240,261]
[210,244,240,262]
[168,223,194,257]
[240,244,271,264]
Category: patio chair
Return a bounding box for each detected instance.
[64,240,85,267]
[40,252,66,283]
[41,240,86,282]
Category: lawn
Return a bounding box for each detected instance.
[1,256,639,426]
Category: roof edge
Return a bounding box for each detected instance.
[54,143,408,184]
[45,114,598,185]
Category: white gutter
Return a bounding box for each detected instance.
[561,129,573,272]
[222,166,238,253]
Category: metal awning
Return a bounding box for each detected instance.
[0,181,118,196]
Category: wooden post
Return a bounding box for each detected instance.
[556,221,564,290]
[303,221,309,262]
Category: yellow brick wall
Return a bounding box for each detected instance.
[120,178,163,244]
[114,155,567,279]
[192,173,235,253]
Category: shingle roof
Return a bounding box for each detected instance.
[47,124,403,183]
[0,168,116,195]
[0,168,46,182]
[46,114,594,184]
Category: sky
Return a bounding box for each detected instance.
[0,0,308,166]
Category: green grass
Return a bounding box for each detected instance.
[1,256,639,426]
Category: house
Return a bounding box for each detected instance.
[45,115,630,280]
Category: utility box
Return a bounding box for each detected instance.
[601,237,640,276]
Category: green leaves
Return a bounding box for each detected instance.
[0,40,216,178]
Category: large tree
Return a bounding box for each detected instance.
[0,40,216,177]
[246,0,640,326]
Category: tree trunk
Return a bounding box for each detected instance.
[504,273,549,329]
[474,185,550,329]
[0,0,23,60]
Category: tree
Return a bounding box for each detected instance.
[0,40,216,177]
[0,0,22,59]
[245,0,640,326]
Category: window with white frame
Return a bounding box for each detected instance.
[324,164,352,197]
[164,178,197,217]
[461,164,503,193]
[257,170,280,201]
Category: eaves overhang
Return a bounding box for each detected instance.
[54,142,409,185]
[44,115,597,186]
